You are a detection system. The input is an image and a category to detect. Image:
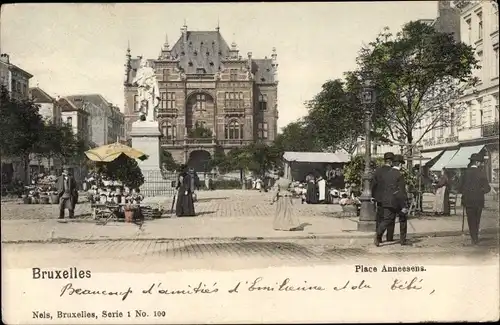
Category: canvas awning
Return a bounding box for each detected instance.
[418,150,444,166]
[430,149,458,171]
[283,151,350,163]
[445,145,485,169]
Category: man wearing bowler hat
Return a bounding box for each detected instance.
[371,152,396,241]
[459,153,491,245]
[375,154,411,246]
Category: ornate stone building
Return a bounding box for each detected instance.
[123,24,279,167]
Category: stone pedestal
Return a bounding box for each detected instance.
[130,120,161,171]
[130,120,165,197]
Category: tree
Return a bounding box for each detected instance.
[273,120,321,153]
[33,121,63,171]
[0,86,44,183]
[188,122,213,139]
[95,154,144,189]
[356,22,479,163]
[160,149,181,172]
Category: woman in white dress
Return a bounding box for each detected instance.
[271,171,301,231]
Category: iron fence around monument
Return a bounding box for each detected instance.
[140,170,176,198]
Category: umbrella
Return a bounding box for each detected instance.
[85,142,148,162]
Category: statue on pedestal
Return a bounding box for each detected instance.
[133,58,160,122]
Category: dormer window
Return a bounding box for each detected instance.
[261,78,266,82]
[188,61,193,66]
[209,61,214,66]
[196,68,206,74]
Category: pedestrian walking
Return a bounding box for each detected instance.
[175,164,196,217]
[375,154,411,246]
[459,153,491,245]
[271,170,301,231]
[371,152,395,241]
[56,169,78,219]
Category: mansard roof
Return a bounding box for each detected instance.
[170,31,232,74]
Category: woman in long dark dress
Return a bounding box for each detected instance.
[305,173,317,204]
[175,165,196,217]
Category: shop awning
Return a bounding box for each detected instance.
[283,151,350,163]
[419,150,444,166]
[430,149,458,171]
[445,145,485,169]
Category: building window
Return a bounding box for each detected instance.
[167,92,176,109]
[477,51,483,82]
[224,92,243,108]
[477,12,483,40]
[22,84,26,96]
[194,94,206,110]
[258,122,268,139]
[259,94,268,110]
[225,120,243,139]
[133,95,141,112]
[163,69,170,81]
[494,47,499,78]
[66,116,72,125]
[469,102,476,127]
[230,69,238,81]
[161,120,177,140]
[466,18,472,44]
[160,92,167,109]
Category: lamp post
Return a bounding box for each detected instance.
[357,74,377,232]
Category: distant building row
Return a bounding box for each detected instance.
[1,53,126,183]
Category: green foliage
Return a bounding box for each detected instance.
[188,122,213,139]
[343,155,417,194]
[0,86,43,158]
[224,142,281,177]
[210,179,241,190]
[95,154,144,189]
[160,149,181,171]
[273,121,321,153]
[356,21,479,151]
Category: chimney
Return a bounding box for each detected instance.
[181,23,188,44]
[0,54,10,64]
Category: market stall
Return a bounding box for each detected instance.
[84,142,162,224]
[22,174,59,204]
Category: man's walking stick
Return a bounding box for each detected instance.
[461,206,465,233]
[170,192,177,214]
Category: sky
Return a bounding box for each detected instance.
[1,2,440,129]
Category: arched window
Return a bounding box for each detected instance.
[225,120,243,140]
[161,120,177,140]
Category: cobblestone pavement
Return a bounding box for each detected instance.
[3,233,498,272]
[1,190,498,221]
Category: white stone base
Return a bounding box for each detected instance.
[130,120,161,172]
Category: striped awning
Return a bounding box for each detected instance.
[430,149,458,171]
[445,145,485,169]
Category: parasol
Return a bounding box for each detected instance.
[85,142,148,162]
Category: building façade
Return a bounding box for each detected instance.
[123,24,279,169]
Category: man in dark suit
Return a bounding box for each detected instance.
[459,153,491,245]
[375,154,410,246]
[56,169,78,219]
[371,152,395,241]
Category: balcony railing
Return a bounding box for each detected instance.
[157,108,178,115]
[159,137,253,147]
[481,121,499,138]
